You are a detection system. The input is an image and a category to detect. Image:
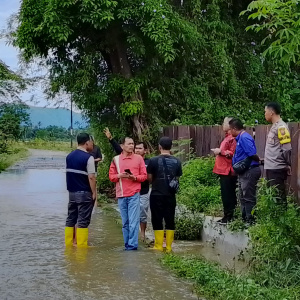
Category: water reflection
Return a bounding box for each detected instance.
[0,168,197,300]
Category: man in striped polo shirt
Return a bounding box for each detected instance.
[65,133,96,247]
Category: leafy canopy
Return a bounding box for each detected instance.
[0,60,25,101]
[243,0,300,65]
[13,0,300,141]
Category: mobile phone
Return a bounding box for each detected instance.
[124,169,132,175]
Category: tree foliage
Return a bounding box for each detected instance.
[243,0,300,66]
[0,60,25,101]
[12,0,300,143]
[0,101,30,152]
[14,0,203,140]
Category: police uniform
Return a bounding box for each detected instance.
[264,119,291,204]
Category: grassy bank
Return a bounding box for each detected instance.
[162,254,299,300]
[162,179,300,299]
[22,139,74,152]
[99,160,300,298]
[0,143,29,172]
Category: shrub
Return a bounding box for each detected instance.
[175,208,204,240]
[0,142,28,172]
[248,179,300,288]
[177,185,222,215]
[180,157,218,190]
[177,157,222,215]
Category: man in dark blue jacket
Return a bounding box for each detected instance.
[229,119,261,225]
[65,133,96,247]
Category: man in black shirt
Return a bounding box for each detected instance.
[90,136,102,209]
[147,137,182,252]
[90,136,103,172]
[103,127,122,155]
[135,142,150,241]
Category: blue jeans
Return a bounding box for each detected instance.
[118,193,140,250]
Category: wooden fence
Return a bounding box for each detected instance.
[163,124,300,204]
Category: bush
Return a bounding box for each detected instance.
[177,157,222,216]
[180,157,218,190]
[175,208,204,240]
[0,142,28,172]
[248,179,300,288]
[177,185,222,215]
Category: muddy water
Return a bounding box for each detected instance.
[0,152,199,300]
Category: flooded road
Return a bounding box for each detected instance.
[0,150,198,300]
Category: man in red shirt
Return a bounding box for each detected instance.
[212,117,237,224]
[109,137,147,250]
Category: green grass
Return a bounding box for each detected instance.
[22,138,74,152]
[0,139,72,172]
[0,144,29,172]
[161,254,299,300]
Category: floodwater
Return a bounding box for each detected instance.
[0,151,199,300]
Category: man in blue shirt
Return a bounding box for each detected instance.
[229,119,261,224]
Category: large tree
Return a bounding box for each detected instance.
[14,0,203,140]
[13,0,300,142]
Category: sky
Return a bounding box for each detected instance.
[0,0,20,72]
[0,0,73,110]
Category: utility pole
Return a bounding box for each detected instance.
[70,96,73,148]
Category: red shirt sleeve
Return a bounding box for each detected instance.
[109,160,119,182]
[136,156,147,182]
[220,137,236,157]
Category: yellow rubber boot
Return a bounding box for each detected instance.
[166,230,175,253]
[65,227,74,246]
[77,228,89,247]
[152,230,164,251]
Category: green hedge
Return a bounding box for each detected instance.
[178,158,222,216]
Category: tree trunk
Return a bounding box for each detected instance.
[105,24,148,141]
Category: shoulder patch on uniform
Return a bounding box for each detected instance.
[278,126,291,144]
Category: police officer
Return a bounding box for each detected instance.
[264,102,292,205]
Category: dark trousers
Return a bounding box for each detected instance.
[219,174,237,220]
[239,166,261,222]
[66,191,94,228]
[266,169,288,205]
[150,194,176,230]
